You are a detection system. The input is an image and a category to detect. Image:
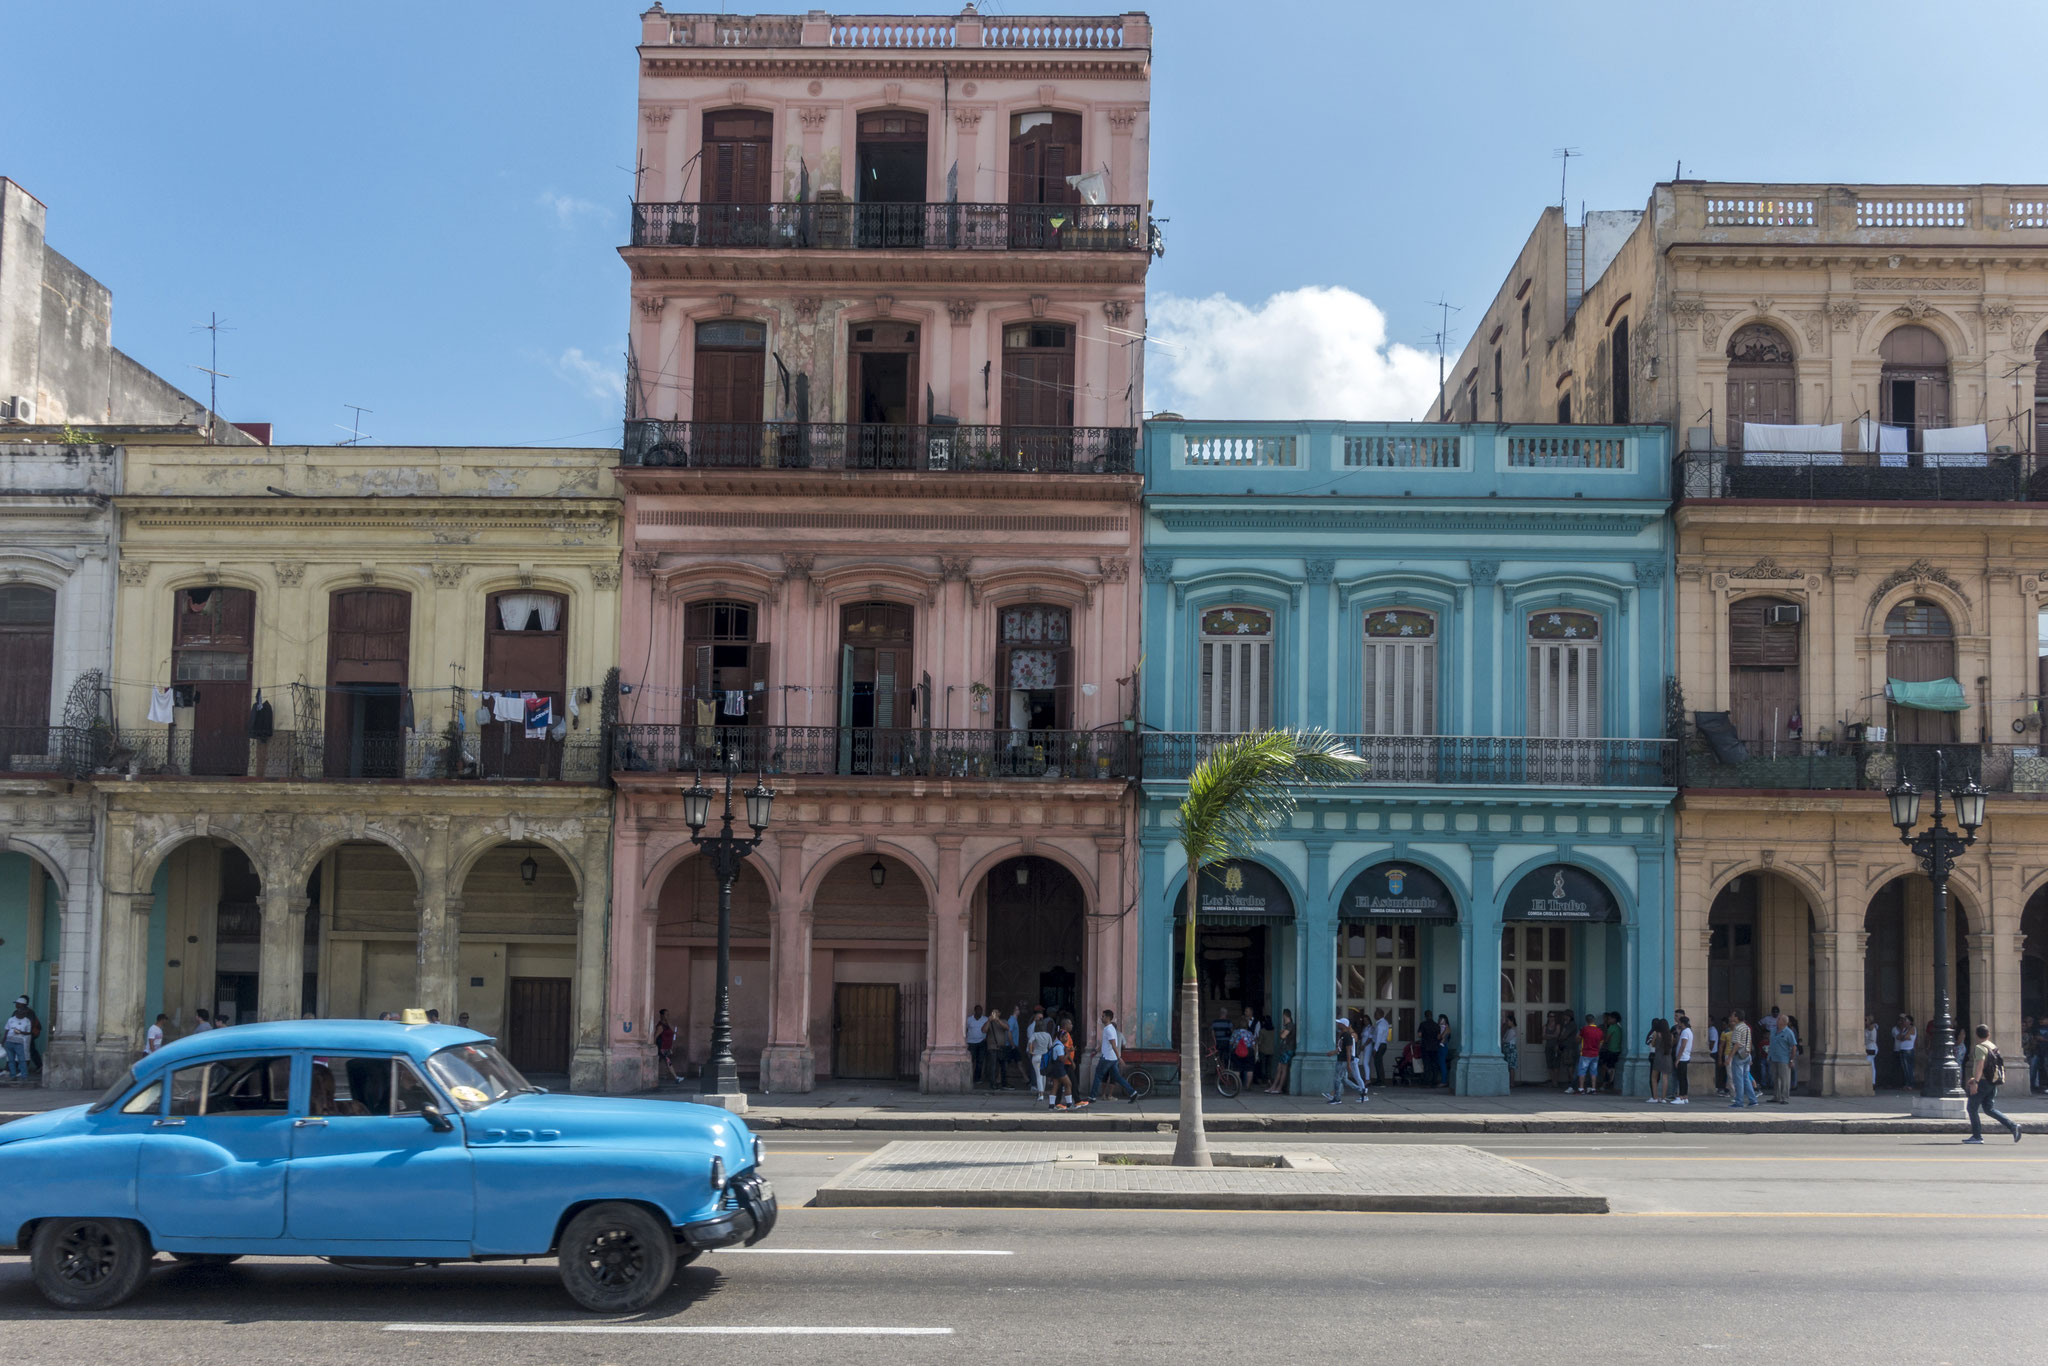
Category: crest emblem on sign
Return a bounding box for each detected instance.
[1222,866,1245,893]
[1386,868,1406,896]
[1552,870,1567,899]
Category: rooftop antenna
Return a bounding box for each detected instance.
[337,404,374,446]
[1554,147,1580,210]
[1427,295,1461,418]
[188,311,233,440]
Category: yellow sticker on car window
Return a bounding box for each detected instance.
[450,1086,489,1105]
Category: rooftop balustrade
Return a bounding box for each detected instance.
[645,12,1147,50]
[621,420,1137,475]
[1676,183,2048,238]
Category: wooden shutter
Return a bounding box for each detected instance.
[1199,636,1269,734]
[695,348,765,424]
[1528,641,1599,738]
[702,110,772,204]
[0,585,56,733]
[328,590,411,683]
[1727,599,1800,667]
[1364,637,1435,736]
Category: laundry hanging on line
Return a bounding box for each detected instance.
[148,687,176,724]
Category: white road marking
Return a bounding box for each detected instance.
[718,1248,1013,1256]
[386,1324,952,1336]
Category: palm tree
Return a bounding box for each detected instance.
[1172,729,1366,1167]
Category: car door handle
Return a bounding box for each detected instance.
[294,1117,329,1128]
[152,1118,185,1128]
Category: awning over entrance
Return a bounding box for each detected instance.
[1182,859,1294,928]
[1886,677,1968,711]
[1338,861,1456,920]
[1504,864,1620,923]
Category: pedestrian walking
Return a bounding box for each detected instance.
[1542,1011,1563,1086]
[191,1007,213,1033]
[1437,1013,1455,1092]
[1027,1009,1052,1096]
[1646,1018,1673,1102]
[145,1013,167,1055]
[983,1009,1012,1089]
[1599,1012,1624,1093]
[1672,1012,1693,1104]
[1573,1013,1603,1094]
[1228,1019,1257,1091]
[1786,1014,1804,1092]
[1372,1009,1391,1084]
[1325,1020,1368,1104]
[1009,1003,1028,1087]
[654,1009,681,1084]
[1726,1010,1757,1107]
[1087,1009,1135,1102]
[1501,1013,1520,1083]
[1894,1015,1917,1090]
[1767,1015,1798,1103]
[1416,1012,1442,1087]
[965,1005,989,1085]
[1709,1015,1727,1095]
[1265,1008,1296,1094]
[1865,1014,1880,1086]
[1963,1024,2023,1144]
[3,1001,31,1084]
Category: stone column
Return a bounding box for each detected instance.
[569,828,611,1093]
[1294,843,1335,1098]
[256,889,309,1022]
[1813,928,1872,1095]
[761,834,816,1091]
[1618,922,1648,1096]
[92,889,147,1088]
[1673,856,1716,1094]
[416,893,461,1022]
[1457,843,1509,1096]
[922,837,973,1092]
[1137,839,1175,1048]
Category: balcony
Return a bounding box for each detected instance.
[1674,183,2048,239]
[621,420,1137,475]
[646,12,1145,51]
[1676,449,2036,503]
[1139,734,1677,789]
[1684,741,2048,797]
[629,201,1145,253]
[611,725,1137,782]
[79,730,606,784]
[0,726,86,778]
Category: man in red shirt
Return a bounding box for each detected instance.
[1574,1013,1604,1095]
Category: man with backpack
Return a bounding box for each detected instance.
[1964,1023,2023,1144]
[653,1009,681,1084]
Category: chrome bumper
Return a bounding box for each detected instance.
[681,1171,777,1250]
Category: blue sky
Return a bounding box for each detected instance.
[5,0,2039,443]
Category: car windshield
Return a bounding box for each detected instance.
[424,1042,536,1110]
[87,1066,142,1114]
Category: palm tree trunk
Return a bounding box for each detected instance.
[1172,856,1211,1167]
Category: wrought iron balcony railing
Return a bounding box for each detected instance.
[1138,734,1678,788]
[1676,449,2037,502]
[629,201,1144,252]
[610,724,1137,781]
[622,420,1137,474]
[1684,740,2048,797]
[79,729,606,784]
[0,725,86,778]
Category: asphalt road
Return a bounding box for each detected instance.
[3,1131,2043,1365]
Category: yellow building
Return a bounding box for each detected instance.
[1440,181,2048,1096]
[92,445,621,1090]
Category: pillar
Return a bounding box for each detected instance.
[569,830,611,1093]
[256,888,309,1022]
[1296,850,1338,1097]
[92,889,146,1087]
[1137,838,1175,1048]
[1457,843,1510,1095]
[922,837,972,1091]
[1673,854,1715,1093]
[1618,923,1648,1096]
[761,834,816,1092]
[416,893,460,1022]
[604,817,654,1092]
[1812,928,1871,1095]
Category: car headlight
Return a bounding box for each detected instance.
[754,1137,765,1166]
[709,1156,727,1190]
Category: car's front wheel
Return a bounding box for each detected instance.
[30,1217,153,1311]
[558,1202,679,1313]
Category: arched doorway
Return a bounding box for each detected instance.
[654,855,771,1083]
[0,850,61,1064]
[1725,323,1797,455]
[1729,596,1802,751]
[813,853,929,1082]
[1337,860,1457,1081]
[838,601,915,773]
[325,588,411,779]
[982,855,1085,1021]
[1172,859,1291,1048]
[1880,324,1951,454]
[145,838,263,1033]
[459,843,580,1077]
[1708,871,1817,1087]
[305,841,421,1021]
[1501,864,1626,1088]
[1884,598,1960,745]
[2024,886,2048,1025]
[1864,874,1972,1089]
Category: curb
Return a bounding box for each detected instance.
[808,1187,1609,1215]
[744,1114,2045,1136]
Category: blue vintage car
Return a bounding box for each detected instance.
[0,1019,775,1312]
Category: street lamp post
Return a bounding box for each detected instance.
[1885,748,1986,1117]
[681,758,776,1101]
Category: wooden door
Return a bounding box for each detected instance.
[1724,324,1797,455]
[326,589,411,778]
[0,584,55,742]
[507,977,573,1075]
[701,108,772,247]
[1502,924,1572,1083]
[1008,111,1082,205]
[1727,597,1801,749]
[481,592,567,778]
[1708,883,1760,1029]
[175,587,255,777]
[848,322,920,469]
[1001,323,1075,429]
[1885,600,1958,745]
[834,983,899,1080]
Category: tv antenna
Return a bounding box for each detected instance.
[337,404,374,446]
[1554,147,1581,209]
[1427,295,1461,417]
[189,311,233,439]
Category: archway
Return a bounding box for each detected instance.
[1708,871,1817,1090]
[144,837,263,1034]
[0,849,62,1068]
[1170,859,1293,1051]
[1336,859,1457,1082]
[982,855,1085,1024]
[305,840,422,1021]
[2024,885,2048,1024]
[812,852,929,1082]
[459,843,580,1076]
[1500,862,1627,1090]
[1879,324,1951,454]
[1864,874,1972,1090]
[654,855,771,1082]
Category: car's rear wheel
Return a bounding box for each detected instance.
[30,1217,152,1311]
[169,1252,243,1267]
[558,1202,679,1313]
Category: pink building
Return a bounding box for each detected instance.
[606,7,1153,1093]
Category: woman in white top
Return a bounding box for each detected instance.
[1026,1016,1053,1095]
[1894,1015,1917,1089]
[1864,1015,1879,1084]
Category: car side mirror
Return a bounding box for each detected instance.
[421,1103,454,1133]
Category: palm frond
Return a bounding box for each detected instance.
[1176,729,1367,867]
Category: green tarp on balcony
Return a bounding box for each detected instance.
[1886,677,1968,711]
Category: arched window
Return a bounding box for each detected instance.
[1725,323,1796,455]
[2032,330,2048,452]
[1526,611,1600,739]
[0,583,56,742]
[1198,607,1272,734]
[1884,597,1958,745]
[1728,596,1801,749]
[1879,325,1950,453]
[1362,609,1436,737]
[997,604,1072,731]
[1609,317,1630,424]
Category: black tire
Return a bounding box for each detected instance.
[1123,1068,1153,1102]
[558,1202,680,1314]
[30,1217,152,1311]
[1216,1068,1240,1099]
[169,1252,242,1267]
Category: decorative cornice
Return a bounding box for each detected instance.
[620,246,1150,288]
[1097,555,1129,583]
[1869,557,1969,607]
[590,563,622,590]
[1141,555,1174,584]
[1856,276,1977,291]
[275,561,306,587]
[639,57,1150,86]
[1153,508,1662,536]
[1727,556,1803,580]
[1303,557,1335,584]
[429,562,467,588]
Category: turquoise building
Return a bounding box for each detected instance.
[1137,421,1675,1095]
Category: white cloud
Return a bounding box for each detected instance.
[553,347,624,402]
[537,189,610,227]
[1146,286,1442,421]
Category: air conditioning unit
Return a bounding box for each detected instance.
[5,395,34,423]
[1764,604,1802,626]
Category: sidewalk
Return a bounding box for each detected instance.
[9,1080,2044,1133]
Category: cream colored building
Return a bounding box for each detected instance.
[1440,182,2048,1094]
[92,446,621,1090]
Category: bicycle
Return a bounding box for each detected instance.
[1208,1046,1241,1099]
[1107,1063,1152,1102]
